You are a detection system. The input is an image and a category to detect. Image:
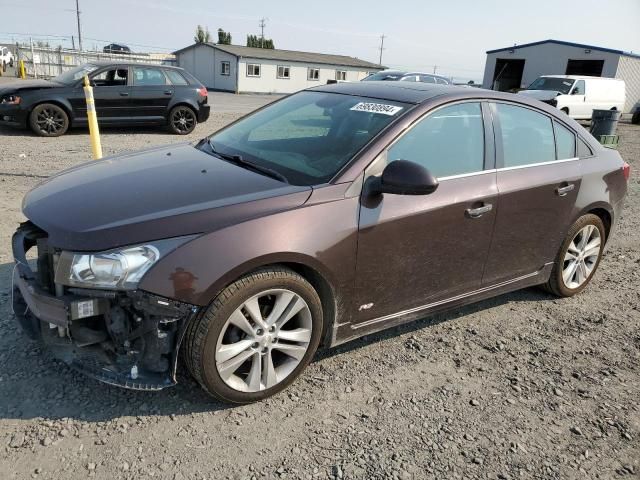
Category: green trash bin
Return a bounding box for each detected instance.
[590,109,622,137]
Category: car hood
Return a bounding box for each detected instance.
[0,79,63,95]
[23,143,312,251]
[518,89,562,101]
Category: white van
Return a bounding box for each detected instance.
[518,76,625,120]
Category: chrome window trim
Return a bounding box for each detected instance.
[437,156,579,182]
[438,169,496,182]
[497,156,579,172]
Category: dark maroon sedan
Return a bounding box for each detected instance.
[12,82,630,403]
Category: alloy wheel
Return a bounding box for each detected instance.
[562,224,601,289]
[215,289,313,392]
[171,107,196,134]
[35,107,66,135]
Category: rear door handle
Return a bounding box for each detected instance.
[466,203,493,218]
[164,90,173,95]
[119,92,129,96]
[556,183,575,196]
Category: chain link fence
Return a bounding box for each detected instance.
[13,45,176,79]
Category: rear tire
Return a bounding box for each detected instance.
[168,105,197,135]
[543,214,605,297]
[29,103,69,137]
[184,267,323,404]
[632,110,640,125]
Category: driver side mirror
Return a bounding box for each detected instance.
[366,160,439,196]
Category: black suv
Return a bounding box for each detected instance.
[0,62,210,136]
[103,44,131,54]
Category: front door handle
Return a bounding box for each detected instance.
[466,203,493,218]
[119,92,129,96]
[556,183,575,196]
[164,90,173,95]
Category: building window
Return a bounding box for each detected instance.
[247,63,261,77]
[221,61,230,76]
[277,65,290,79]
[335,70,347,81]
[308,68,320,81]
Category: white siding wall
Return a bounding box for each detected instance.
[176,45,238,92]
[482,43,621,90]
[237,58,372,94]
[615,55,640,113]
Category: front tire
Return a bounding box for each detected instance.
[29,103,69,137]
[168,105,197,135]
[543,214,605,297]
[184,267,323,404]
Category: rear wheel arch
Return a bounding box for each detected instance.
[561,107,569,115]
[587,207,612,241]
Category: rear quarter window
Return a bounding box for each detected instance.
[577,137,594,158]
[165,69,188,85]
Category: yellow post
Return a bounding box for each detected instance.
[19,60,26,79]
[83,75,103,160]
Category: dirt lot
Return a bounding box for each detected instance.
[0,92,638,480]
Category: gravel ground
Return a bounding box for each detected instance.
[0,92,638,480]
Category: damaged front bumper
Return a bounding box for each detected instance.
[12,222,200,390]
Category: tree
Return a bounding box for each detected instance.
[194,25,211,44]
[217,28,232,45]
[246,34,274,49]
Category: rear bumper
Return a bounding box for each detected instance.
[198,104,210,123]
[11,223,200,390]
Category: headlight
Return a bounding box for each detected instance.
[55,236,197,290]
[1,94,21,105]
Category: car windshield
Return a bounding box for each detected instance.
[53,64,100,85]
[362,71,407,81]
[527,77,575,94]
[205,91,410,185]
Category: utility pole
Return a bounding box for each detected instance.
[259,18,266,48]
[75,0,83,51]
[433,65,438,74]
[378,34,385,65]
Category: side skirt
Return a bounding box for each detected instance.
[330,264,553,347]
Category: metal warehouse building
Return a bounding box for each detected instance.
[174,43,384,94]
[482,39,640,113]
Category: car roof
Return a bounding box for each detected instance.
[87,61,183,71]
[310,81,474,104]
[309,80,579,114]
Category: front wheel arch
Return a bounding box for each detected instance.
[196,259,338,348]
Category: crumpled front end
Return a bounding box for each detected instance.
[11,222,199,390]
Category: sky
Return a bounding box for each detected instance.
[1,0,639,82]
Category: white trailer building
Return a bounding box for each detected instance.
[482,39,640,113]
[174,43,384,95]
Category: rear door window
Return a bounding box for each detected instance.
[387,102,485,178]
[495,103,555,167]
[554,121,576,159]
[133,67,169,86]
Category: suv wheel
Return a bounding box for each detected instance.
[168,105,197,135]
[543,214,605,297]
[184,267,323,404]
[29,103,69,137]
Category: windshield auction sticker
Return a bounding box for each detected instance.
[350,102,403,116]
